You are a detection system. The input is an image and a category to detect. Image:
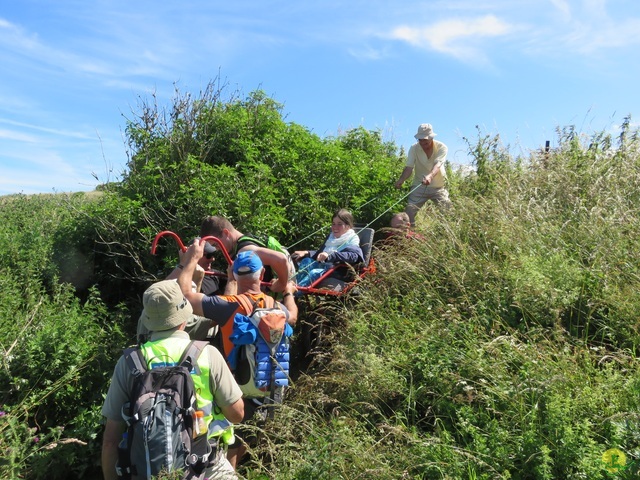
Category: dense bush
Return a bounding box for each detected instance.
[64,83,404,316]
[0,194,128,479]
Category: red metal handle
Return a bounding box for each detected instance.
[151,231,233,264]
[199,235,233,265]
[150,230,187,254]
[150,231,289,291]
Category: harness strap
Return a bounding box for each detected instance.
[234,235,267,258]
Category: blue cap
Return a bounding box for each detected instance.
[233,251,263,275]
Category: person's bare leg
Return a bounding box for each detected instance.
[227,444,247,469]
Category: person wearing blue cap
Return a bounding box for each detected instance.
[176,246,297,358]
[232,250,263,275]
[175,240,298,469]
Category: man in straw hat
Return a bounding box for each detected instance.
[101,280,244,480]
[394,123,451,226]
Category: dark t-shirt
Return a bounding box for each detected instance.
[201,274,224,296]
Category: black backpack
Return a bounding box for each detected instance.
[116,340,213,480]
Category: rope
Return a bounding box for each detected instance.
[285,225,329,250]
[354,192,385,211]
[357,183,422,230]
[285,184,422,249]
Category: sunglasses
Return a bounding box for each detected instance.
[203,244,218,260]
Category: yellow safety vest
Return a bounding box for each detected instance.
[141,337,235,444]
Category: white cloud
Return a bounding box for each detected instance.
[389,15,514,63]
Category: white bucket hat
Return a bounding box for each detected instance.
[414,123,437,140]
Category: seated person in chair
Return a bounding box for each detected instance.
[384,212,426,242]
[292,209,364,290]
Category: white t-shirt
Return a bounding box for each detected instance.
[405,140,448,188]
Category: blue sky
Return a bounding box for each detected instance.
[1,0,639,195]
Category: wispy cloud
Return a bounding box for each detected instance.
[388,15,514,64]
[521,0,640,56]
[0,128,38,143]
[0,14,178,89]
[358,1,640,65]
[0,118,94,140]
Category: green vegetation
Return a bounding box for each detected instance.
[1,83,639,479]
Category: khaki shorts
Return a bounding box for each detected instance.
[407,185,451,209]
[203,449,237,479]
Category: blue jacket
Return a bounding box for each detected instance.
[309,243,364,265]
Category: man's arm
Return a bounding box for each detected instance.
[241,245,290,293]
[191,265,205,293]
[422,164,441,185]
[208,346,245,422]
[176,242,207,316]
[395,166,414,189]
[280,283,298,326]
[166,262,205,292]
[101,419,126,480]
[220,398,244,424]
[223,262,237,295]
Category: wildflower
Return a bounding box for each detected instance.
[33,436,40,443]
[0,411,5,417]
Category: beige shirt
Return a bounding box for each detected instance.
[405,140,448,188]
[101,329,242,420]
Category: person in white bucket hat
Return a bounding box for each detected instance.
[394,123,451,225]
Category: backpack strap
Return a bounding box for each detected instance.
[123,346,148,377]
[234,294,255,316]
[234,293,275,315]
[178,341,215,472]
[262,295,276,309]
[178,340,208,367]
[179,340,209,418]
[121,347,148,428]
